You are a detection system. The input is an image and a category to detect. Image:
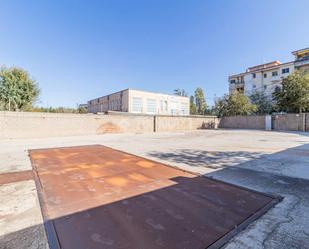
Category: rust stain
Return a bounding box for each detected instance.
[136,160,155,168]
[96,122,121,134]
[0,170,33,185]
[29,145,277,249]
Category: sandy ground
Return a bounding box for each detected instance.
[0,129,309,249]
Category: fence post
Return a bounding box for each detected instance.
[153,115,157,132]
[302,113,306,132]
[265,115,272,131]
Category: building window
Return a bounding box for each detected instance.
[264,85,267,90]
[264,73,267,78]
[132,97,142,113]
[170,101,179,115]
[146,98,156,113]
[180,102,189,115]
[253,85,256,89]
[252,73,256,78]
[282,68,290,74]
[272,71,278,77]
[230,79,236,84]
[160,100,167,112]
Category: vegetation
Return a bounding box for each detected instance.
[173,87,207,115]
[213,71,309,117]
[189,95,196,114]
[194,87,207,115]
[77,105,88,114]
[174,88,188,97]
[0,66,40,111]
[272,71,309,113]
[214,92,257,117]
[250,91,273,114]
[30,106,87,114]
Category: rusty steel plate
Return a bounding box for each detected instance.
[29,145,279,249]
[0,170,33,185]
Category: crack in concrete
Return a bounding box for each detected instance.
[261,195,301,248]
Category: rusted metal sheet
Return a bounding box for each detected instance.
[0,170,33,185]
[29,145,278,249]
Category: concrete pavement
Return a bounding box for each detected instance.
[0,129,309,248]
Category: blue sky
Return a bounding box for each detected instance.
[1,0,308,107]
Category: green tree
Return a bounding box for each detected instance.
[174,88,188,97]
[214,92,257,117]
[194,87,207,114]
[0,66,40,111]
[190,95,196,114]
[250,91,273,114]
[77,106,87,114]
[272,71,309,113]
[213,95,228,117]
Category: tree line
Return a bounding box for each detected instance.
[1,65,308,116]
[175,71,309,117]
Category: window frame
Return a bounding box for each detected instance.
[272,71,278,77]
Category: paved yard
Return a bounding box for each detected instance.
[1,129,309,249]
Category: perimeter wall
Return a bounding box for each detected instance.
[219,113,308,132]
[0,112,218,139]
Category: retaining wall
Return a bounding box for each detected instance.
[0,112,218,139]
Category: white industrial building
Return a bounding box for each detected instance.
[87,89,190,115]
[228,48,309,98]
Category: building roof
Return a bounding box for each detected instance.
[229,60,294,79]
[128,88,189,99]
[292,47,309,56]
[246,61,281,72]
[88,88,189,103]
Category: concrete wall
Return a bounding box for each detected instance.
[0,112,154,139]
[155,115,218,132]
[0,112,218,139]
[219,115,265,130]
[272,113,306,131]
[219,113,309,132]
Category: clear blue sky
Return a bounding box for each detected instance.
[1,0,308,107]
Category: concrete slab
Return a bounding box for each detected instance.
[0,180,49,249]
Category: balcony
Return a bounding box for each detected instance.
[294,56,309,67]
[230,81,244,87]
[229,82,245,94]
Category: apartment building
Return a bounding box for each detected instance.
[229,48,309,98]
[87,89,190,115]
